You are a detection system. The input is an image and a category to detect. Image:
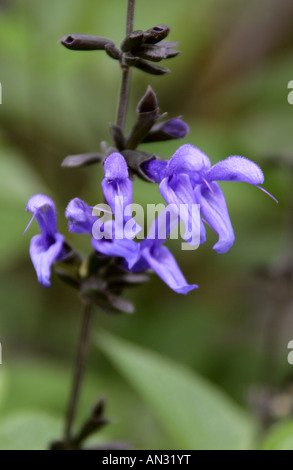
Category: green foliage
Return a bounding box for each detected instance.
[0,371,7,411]
[0,413,62,451]
[262,421,293,451]
[98,332,256,450]
[0,361,173,450]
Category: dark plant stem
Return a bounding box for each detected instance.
[63,1,136,449]
[116,0,136,130]
[64,302,93,447]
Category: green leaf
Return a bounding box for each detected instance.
[0,370,7,411]
[97,332,256,450]
[262,421,293,450]
[0,145,45,207]
[0,413,62,450]
[4,361,172,449]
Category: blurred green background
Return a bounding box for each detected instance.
[0,0,293,450]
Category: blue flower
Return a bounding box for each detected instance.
[161,118,190,139]
[143,144,273,254]
[102,152,132,216]
[91,220,140,269]
[66,198,96,234]
[130,209,198,295]
[143,118,190,143]
[66,153,140,269]
[24,194,66,287]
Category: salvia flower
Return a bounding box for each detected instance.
[102,152,132,216]
[92,220,140,269]
[66,198,97,234]
[130,208,198,294]
[24,195,66,287]
[66,153,140,269]
[143,144,274,254]
[143,118,190,143]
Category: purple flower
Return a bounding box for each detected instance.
[143,144,272,254]
[161,118,190,139]
[143,118,190,143]
[130,209,198,295]
[142,159,168,183]
[66,153,140,269]
[66,198,96,234]
[24,194,65,287]
[92,220,140,269]
[102,152,132,216]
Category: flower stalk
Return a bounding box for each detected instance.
[64,302,93,448]
[116,0,136,130]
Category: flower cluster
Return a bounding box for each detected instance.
[25,144,273,298]
[60,24,180,76]
[24,15,276,311]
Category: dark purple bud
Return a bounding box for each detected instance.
[104,43,122,61]
[73,398,110,447]
[163,119,190,138]
[121,150,159,182]
[137,44,180,63]
[61,153,104,168]
[143,24,170,44]
[141,158,168,183]
[121,30,145,52]
[143,118,190,143]
[137,85,159,114]
[126,87,160,149]
[59,34,114,51]
[160,40,179,48]
[125,56,171,75]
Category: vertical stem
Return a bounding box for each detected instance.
[64,302,93,446]
[126,0,136,36]
[116,0,136,130]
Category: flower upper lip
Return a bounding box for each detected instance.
[24,194,65,287]
[143,144,276,255]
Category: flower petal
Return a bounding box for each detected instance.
[207,156,264,185]
[146,206,180,246]
[102,179,133,215]
[160,174,206,245]
[104,152,129,180]
[142,244,198,294]
[141,159,168,183]
[162,118,190,139]
[26,194,57,237]
[92,221,140,269]
[92,237,140,269]
[29,233,65,287]
[66,198,96,234]
[166,144,211,178]
[195,182,235,254]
